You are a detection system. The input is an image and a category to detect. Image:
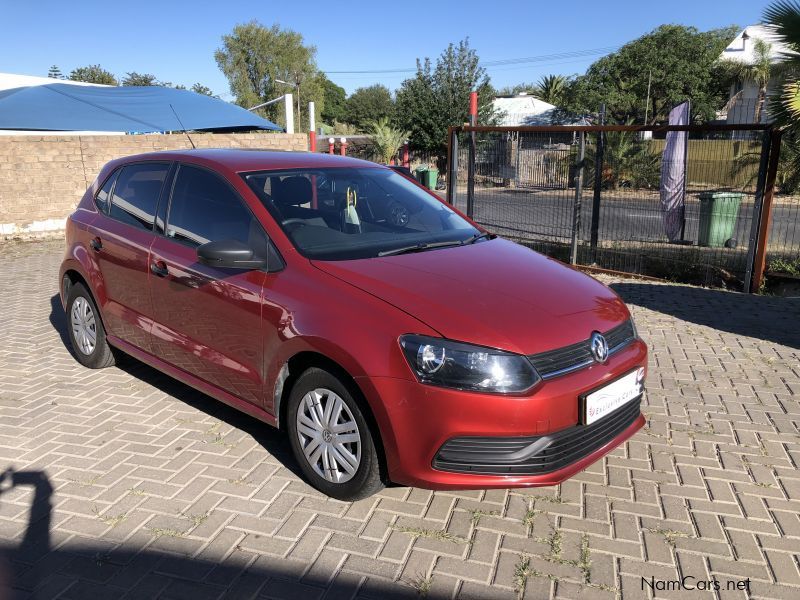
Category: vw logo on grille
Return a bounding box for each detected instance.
[590,332,609,363]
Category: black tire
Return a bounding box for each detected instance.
[65,282,115,369]
[287,368,385,501]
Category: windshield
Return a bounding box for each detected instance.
[242,167,479,260]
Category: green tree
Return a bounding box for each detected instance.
[532,74,569,105]
[320,75,346,124]
[191,83,215,96]
[368,118,410,164]
[395,38,497,153]
[562,25,738,123]
[47,65,63,79]
[122,72,160,86]
[763,1,800,126]
[344,84,394,130]
[214,20,324,130]
[68,65,118,86]
[584,120,661,189]
[497,82,537,95]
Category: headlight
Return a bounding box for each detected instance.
[400,335,541,393]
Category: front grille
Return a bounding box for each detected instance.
[432,396,641,475]
[528,320,636,379]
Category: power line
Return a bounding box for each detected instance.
[321,45,618,75]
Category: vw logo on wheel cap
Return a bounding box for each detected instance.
[590,332,609,363]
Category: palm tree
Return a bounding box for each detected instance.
[764,1,800,124]
[532,75,568,106]
[726,38,773,124]
[583,119,660,190]
[368,118,410,164]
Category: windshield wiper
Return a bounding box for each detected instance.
[378,239,466,257]
[464,231,494,244]
[377,232,494,257]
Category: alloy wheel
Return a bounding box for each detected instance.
[295,388,362,483]
[70,296,97,355]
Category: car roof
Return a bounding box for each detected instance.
[111,148,381,173]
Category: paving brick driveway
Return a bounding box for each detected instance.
[1,239,799,600]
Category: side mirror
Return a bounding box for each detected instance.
[197,239,267,270]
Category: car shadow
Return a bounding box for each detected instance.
[48,294,73,358]
[610,282,800,350]
[47,294,301,480]
[0,470,432,599]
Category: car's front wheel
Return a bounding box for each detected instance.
[287,368,384,501]
[66,282,116,369]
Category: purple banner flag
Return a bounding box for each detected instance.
[660,102,689,242]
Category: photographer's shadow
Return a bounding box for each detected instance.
[0,469,53,595]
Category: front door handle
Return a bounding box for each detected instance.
[150,260,169,278]
[89,237,102,252]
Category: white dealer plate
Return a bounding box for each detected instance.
[583,369,643,425]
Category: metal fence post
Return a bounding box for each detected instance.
[744,129,773,293]
[750,128,783,293]
[570,131,586,265]
[446,127,458,205]
[467,127,476,218]
[589,106,606,259]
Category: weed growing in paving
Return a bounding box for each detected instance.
[92,506,127,528]
[391,524,470,545]
[409,573,433,597]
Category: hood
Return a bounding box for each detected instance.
[311,238,630,355]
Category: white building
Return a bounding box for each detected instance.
[718,25,788,125]
[492,94,558,126]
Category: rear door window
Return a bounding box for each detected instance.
[109,163,169,231]
[166,164,268,258]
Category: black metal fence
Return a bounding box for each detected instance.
[447,124,781,292]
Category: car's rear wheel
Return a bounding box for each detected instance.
[66,282,115,369]
[287,368,384,501]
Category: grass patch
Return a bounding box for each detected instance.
[649,527,691,547]
[467,508,498,527]
[182,512,209,528]
[409,574,433,597]
[68,475,101,487]
[92,506,127,528]
[147,527,186,538]
[391,524,469,545]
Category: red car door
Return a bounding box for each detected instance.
[148,164,267,406]
[88,162,170,352]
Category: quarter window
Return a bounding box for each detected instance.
[166,165,267,257]
[94,171,117,215]
[109,163,169,231]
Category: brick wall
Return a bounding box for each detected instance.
[0,132,308,239]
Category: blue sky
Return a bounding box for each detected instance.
[1,0,766,98]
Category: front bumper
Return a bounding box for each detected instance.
[357,338,647,490]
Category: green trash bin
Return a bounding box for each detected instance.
[414,166,439,190]
[414,165,428,186]
[423,167,439,190]
[697,192,744,248]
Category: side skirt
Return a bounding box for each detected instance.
[108,336,279,428]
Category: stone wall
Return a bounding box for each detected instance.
[0,132,308,239]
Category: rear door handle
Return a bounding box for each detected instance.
[89,237,102,252]
[150,260,169,278]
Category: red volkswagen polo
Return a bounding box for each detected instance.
[59,150,647,500]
